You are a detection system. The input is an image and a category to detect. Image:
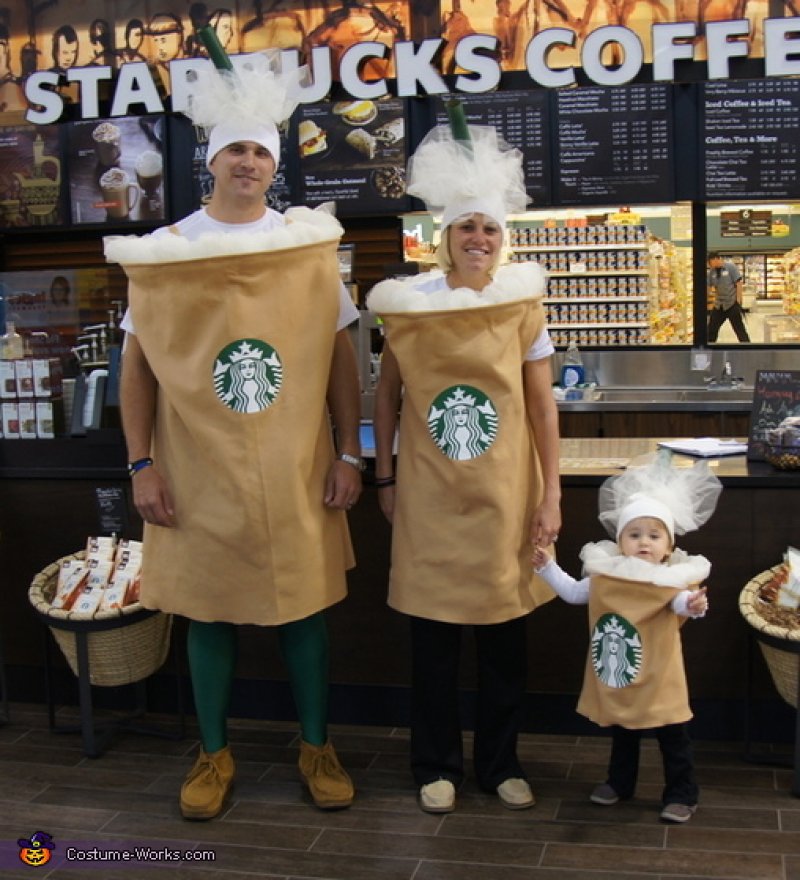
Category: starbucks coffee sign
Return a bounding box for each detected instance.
[24,19,800,125]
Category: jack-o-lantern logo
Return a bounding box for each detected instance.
[17,831,55,866]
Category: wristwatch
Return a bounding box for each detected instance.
[338,453,365,472]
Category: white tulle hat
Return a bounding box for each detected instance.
[406,124,530,229]
[598,452,722,543]
[182,50,304,168]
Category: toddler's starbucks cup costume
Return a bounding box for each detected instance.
[577,454,721,728]
[367,124,555,624]
[105,54,353,626]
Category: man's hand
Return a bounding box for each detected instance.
[132,466,176,527]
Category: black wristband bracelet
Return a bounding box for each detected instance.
[128,457,154,478]
[374,476,395,487]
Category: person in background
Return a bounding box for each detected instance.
[368,122,561,815]
[50,24,79,75]
[116,54,361,821]
[707,252,750,343]
[49,275,70,306]
[532,453,722,824]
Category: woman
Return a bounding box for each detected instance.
[368,123,561,814]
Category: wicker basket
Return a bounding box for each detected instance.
[28,552,172,687]
[765,445,800,471]
[739,566,800,708]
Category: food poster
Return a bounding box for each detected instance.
[0,123,67,228]
[66,114,166,225]
[297,97,411,216]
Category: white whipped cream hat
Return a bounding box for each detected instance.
[598,452,722,543]
[406,124,529,230]
[183,51,304,171]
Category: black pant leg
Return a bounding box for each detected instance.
[606,726,642,799]
[473,616,527,790]
[728,303,751,342]
[409,615,464,787]
[657,723,698,806]
[707,309,724,343]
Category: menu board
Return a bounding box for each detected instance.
[702,80,800,200]
[432,90,551,207]
[747,369,800,461]
[555,84,673,205]
[297,97,411,216]
[66,115,167,226]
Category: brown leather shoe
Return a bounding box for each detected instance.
[180,745,235,820]
[298,740,354,809]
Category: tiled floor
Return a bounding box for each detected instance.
[1,702,800,879]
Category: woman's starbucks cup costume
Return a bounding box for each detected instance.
[577,453,722,728]
[367,118,556,624]
[105,52,353,626]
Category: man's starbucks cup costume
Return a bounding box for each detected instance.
[105,54,353,625]
[367,123,555,624]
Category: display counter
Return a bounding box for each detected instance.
[1,436,797,741]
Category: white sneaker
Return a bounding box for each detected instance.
[419,779,456,813]
[497,777,535,810]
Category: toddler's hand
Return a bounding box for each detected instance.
[687,587,708,616]
[532,545,551,570]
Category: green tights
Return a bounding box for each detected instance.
[187,613,330,753]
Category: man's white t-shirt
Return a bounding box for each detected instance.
[120,207,359,334]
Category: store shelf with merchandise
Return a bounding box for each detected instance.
[507,223,655,346]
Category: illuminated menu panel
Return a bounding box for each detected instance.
[297,97,411,216]
[433,90,550,207]
[702,79,800,200]
[555,84,673,205]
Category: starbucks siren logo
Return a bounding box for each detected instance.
[428,385,498,461]
[590,614,642,688]
[213,338,282,413]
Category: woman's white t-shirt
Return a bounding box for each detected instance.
[412,272,554,361]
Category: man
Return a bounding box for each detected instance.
[117,103,362,820]
[707,252,750,343]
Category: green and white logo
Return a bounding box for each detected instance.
[590,614,642,689]
[427,385,498,461]
[213,338,282,413]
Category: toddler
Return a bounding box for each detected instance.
[532,453,721,823]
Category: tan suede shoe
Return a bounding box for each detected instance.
[180,745,235,820]
[298,740,354,809]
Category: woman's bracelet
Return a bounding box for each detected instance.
[374,475,395,488]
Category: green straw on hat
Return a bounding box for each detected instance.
[443,96,472,153]
[198,24,234,71]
